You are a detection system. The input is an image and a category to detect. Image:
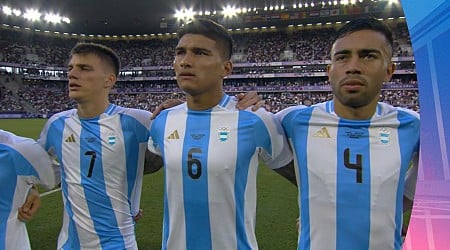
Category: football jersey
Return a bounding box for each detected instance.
[0,130,59,250]
[148,94,292,250]
[39,104,151,250]
[277,101,420,250]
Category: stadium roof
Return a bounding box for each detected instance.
[1,0,405,36]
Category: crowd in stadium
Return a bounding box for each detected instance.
[0,20,418,117]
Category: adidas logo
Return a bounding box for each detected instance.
[65,134,76,142]
[167,130,180,140]
[313,127,331,138]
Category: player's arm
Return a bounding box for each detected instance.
[18,186,40,222]
[151,99,184,119]
[273,160,297,186]
[403,152,419,213]
[401,152,419,237]
[143,150,163,174]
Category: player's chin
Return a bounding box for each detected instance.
[68,91,82,101]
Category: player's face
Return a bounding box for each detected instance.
[173,34,232,97]
[327,29,395,109]
[67,53,115,103]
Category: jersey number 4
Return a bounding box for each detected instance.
[344,148,363,183]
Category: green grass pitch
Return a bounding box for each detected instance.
[1,118,299,249]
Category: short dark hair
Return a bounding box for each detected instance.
[177,18,233,60]
[334,18,394,55]
[70,43,121,77]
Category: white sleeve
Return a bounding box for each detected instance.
[254,109,293,169]
[17,137,61,190]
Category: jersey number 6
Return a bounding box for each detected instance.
[188,148,202,179]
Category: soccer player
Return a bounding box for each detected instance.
[38,43,163,249]
[147,18,294,249]
[38,42,261,249]
[275,18,420,249]
[0,129,60,250]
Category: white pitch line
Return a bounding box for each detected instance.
[41,187,61,197]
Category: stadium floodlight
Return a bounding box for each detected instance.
[23,9,41,22]
[62,17,70,24]
[13,9,21,16]
[293,4,297,8]
[269,6,274,11]
[311,2,315,7]
[222,5,238,18]
[264,6,268,11]
[185,8,195,19]
[333,0,338,5]
[44,13,62,24]
[2,6,12,15]
[205,11,211,15]
[175,8,195,20]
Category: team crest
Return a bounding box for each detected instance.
[218,127,230,142]
[108,134,117,145]
[378,128,391,145]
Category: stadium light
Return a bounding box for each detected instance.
[174,8,195,21]
[223,5,238,18]
[23,8,41,22]
[13,9,21,16]
[62,17,70,24]
[2,6,12,15]
[44,13,62,24]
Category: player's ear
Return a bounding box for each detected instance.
[221,60,233,78]
[104,73,116,89]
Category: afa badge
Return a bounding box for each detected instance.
[218,127,230,142]
[108,134,117,145]
[378,128,391,145]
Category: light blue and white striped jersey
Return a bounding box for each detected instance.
[148,94,292,250]
[39,104,151,250]
[0,129,59,250]
[276,101,420,250]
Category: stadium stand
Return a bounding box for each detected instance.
[0,20,418,117]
